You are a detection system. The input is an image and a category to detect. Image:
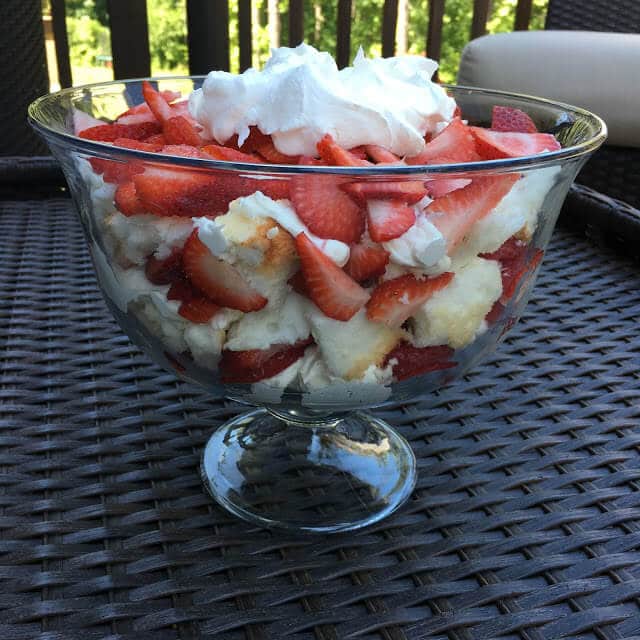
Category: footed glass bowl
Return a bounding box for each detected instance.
[29,79,605,533]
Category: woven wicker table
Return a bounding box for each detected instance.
[1,184,640,639]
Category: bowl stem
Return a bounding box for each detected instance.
[201,408,417,533]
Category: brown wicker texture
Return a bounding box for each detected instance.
[0,0,49,156]
[545,0,640,32]
[575,147,640,212]
[1,196,640,639]
[544,0,640,209]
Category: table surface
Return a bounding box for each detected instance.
[1,196,640,640]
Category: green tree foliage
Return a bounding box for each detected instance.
[58,0,548,81]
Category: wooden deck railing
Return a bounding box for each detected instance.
[48,0,536,88]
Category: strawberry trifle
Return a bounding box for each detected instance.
[75,44,562,408]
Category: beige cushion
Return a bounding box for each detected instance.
[457,30,640,148]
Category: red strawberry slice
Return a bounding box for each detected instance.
[348,146,369,160]
[113,138,163,153]
[290,172,365,244]
[485,300,504,326]
[167,279,194,302]
[491,106,538,134]
[366,272,453,328]
[344,243,390,282]
[178,296,221,323]
[481,237,544,302]
[365,145,401,164]
[113,182,146,216]
[202,144,265,163]
[405,119,480,165]
[114,181,145,216]
[342,180,427,206]
[255,138,300,164]
[288,270,309,297]
[116,111,158,126]
[145,247,183,285]
[470,128,561,160]
[161,144,209,158]
[384,342,456,381]
[366,200,416,243]
[91,138,161,184]
[220,337,313,384]
[79,121,161,142]
[425,178,471,199]
[183,230,268,312]
[163,116,202,147]
[142,80,174,122]
[427,174,519,251]
[144,133,168,146]
[316,134,371,167]
[295,233,369,321]
[133,165,220,217]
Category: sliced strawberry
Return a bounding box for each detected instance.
[73,109,104,134]
[366,272,453,328]
[365,145,401,164]
[167,279,194,302]
[316,134,371,167]
[183,230,268,312]
[220,337,313,384]
[117,90,180,119]
[344,243,390,282]
[470,128,561,160]
[425,178,471,200]
[405,119,480,165]
[89,157,131,184]
[348,146,369,160]
[255,138,300,164]
[427,174,519,251]
[145,247,183,285]
[342,180,427,205]
[114,181,145,216]
[79,121,161,142]
[133,165,220,217]
[113,138,163,152]
[295,233,369,321]
[142,80,174,123]
[491,106,538,134]
[202,144,264,163]
[481,237,544,302]
[163,116,202,147]
[485,300,505,326]
[290,172,365,244]
[144,133,168,146]
[161,144,209,158]
[178,296,221,323]
[366,200,416,243]
[288,270,309,297]
[384,342,456,381]
[116,111,158,126]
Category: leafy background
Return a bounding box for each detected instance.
[43,0,548,85]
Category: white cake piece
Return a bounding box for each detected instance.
[452,166,560,267]
[412,256,502,349]
[305,306,403,379]
[103,212,193,267]
[195,195,299,307]
[224,292,310,350]
[184,324,225,368]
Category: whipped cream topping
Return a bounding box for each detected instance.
[189,44,456,157]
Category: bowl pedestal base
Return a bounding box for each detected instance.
[201,408,417,533]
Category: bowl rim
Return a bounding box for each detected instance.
[28,75,608,175]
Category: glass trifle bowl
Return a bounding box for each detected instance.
[29,70,605,533]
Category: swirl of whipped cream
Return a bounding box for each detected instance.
[189,44,456,158]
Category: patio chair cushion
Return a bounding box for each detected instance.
[457,30,640,148]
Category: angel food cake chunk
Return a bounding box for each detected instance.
[78,44,561,398]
